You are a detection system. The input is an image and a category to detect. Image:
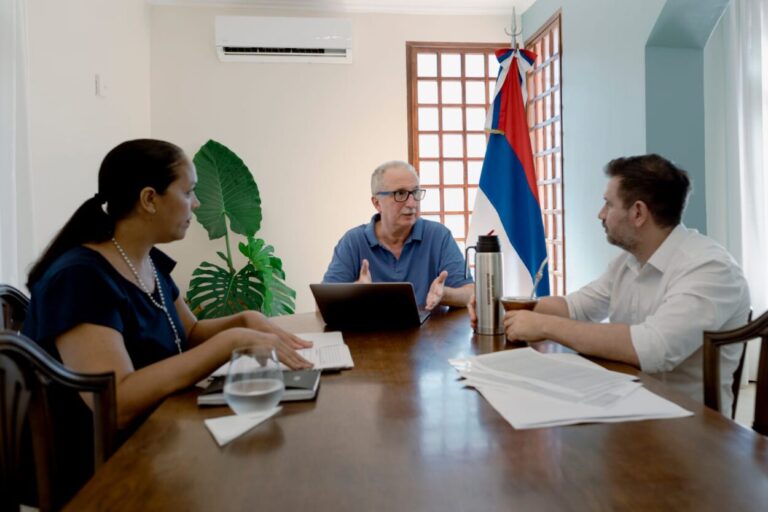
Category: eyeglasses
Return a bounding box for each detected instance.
[375,188,427,202]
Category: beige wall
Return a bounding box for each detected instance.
[26,0,152,269]
[150,6,508,312]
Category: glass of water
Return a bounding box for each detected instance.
[224,346,284,414]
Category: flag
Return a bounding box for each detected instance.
[467,48,550,297]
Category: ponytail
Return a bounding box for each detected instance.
[27,139,185,287]
[27,195,114,286]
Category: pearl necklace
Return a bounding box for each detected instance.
[111,238,182,354]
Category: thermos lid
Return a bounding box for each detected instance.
[476,235,500,253]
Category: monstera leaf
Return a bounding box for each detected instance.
[186,140,295,318]
[193,139,262,239]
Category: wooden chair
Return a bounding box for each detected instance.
[0,284,29,332]
[0,331,116,511]
[703,310,768,435]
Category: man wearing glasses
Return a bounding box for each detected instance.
[323,161,473,310]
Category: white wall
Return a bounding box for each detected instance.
[150,6,508,312]
[25,0,152,276]
[522,0,666,292]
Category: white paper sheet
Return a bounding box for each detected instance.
[455,352,692,428]
[466,347,640,407]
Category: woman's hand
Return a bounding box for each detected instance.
[241,310,313,350]
[229,327,313,369]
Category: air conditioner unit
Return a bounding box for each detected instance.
[215,16,352,64]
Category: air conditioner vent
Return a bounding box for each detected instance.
[222,47,347,57]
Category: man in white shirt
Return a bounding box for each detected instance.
[499,154,750,410]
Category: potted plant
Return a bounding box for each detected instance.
[186,139,295,318]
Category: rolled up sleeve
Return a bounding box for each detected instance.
[630,258,749,373]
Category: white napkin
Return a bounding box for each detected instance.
[204,407,281,446]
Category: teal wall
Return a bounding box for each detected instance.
[645,46,707,233]
[522,0,666,292]
[522,0,730,291]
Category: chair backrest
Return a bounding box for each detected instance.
[703,310,768,436]
[0,284,30,332]
[0,331,116,511]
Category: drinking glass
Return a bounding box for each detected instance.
[224,346,284,414]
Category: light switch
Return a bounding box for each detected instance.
[95,73,108,98]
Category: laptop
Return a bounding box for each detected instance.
[310,282,431,330]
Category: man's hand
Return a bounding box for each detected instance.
[425,271,448,310]
[467,293,477,330]
[503,310,547,342]
[356,259,372,284]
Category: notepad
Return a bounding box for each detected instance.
[198,369,322,406]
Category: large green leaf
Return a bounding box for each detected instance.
[186,254,267,319]
[192,140,262,239]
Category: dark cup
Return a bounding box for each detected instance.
[500,296,538,312]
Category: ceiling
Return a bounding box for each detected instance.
[150,0,538,16]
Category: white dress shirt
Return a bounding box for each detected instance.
[565,224,750,411]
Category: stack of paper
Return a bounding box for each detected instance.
[452,348,692,429]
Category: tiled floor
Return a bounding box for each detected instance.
[735,383,756,427]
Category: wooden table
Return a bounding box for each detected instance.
[65,308,768,511]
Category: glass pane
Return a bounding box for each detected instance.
[444,188,465,212]
[442,134,464,158]
[422,214,441,223]
[444,214,465,238]
[467,187,478,208]
[488,54,500,77]
[418,107,438,131]
[555,121,561,147]
[441,53,461,77]
[465,81,486,104]
[417,53,437,77]
[466,107,486,131]
[441,81,462,104]
[444,161,464,184]
[418,81,438,104]
[468,160,482,184]
[442,107,463,131]
[418,134,439,158]
[466,134,486,157]
[419,161,440,185]
[456,240,466,254]
[465,54,485,77]
[420,188,440,212]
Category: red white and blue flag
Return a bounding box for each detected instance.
[467,48,549,297]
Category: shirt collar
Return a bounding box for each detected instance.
[633,223,688,273]
[363,213,424,247]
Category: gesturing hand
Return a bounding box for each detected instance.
[425,270,448,311]
[356,259,372,284]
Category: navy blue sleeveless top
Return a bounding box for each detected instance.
[20,245,187,505]
[24,245,187,365]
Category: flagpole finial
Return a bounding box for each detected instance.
[504,7,523,50]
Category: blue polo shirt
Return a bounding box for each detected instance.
[322,214,473,306]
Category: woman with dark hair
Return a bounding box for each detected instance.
[21,139,312,501]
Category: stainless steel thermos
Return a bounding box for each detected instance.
[465,235,504,335]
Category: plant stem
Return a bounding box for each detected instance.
[224,228,234,272]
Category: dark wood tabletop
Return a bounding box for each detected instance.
[65,308,768,511]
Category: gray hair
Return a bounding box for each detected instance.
[370,160,418,195]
